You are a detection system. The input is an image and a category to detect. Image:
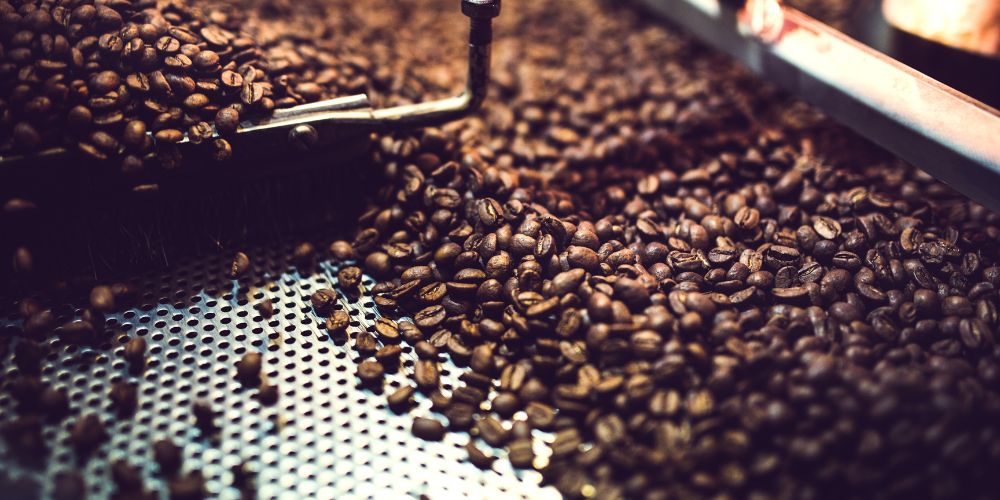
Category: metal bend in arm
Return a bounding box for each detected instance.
[314,0,500,130]
[368,43,491,128]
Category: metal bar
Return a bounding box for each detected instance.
[634,0,1000,213]
[269,94,371,120]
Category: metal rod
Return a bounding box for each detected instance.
[269,94,371,120]
[634,0,1000,213]
[277,0,499,130]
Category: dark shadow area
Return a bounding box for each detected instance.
[1,133,378,291]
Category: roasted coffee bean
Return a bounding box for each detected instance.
[53,471,85,500]
[414,305,446,329]
[357,360,384,386]
[168,471,205,500]
[89,285,115,312]
[155,128,184,143]
[109,381,138,416]
[290,243,315,265]
[256,299,274,317]
[444,403,476,430]
[230,251,251,278]
[123,336,147,370]
[214,107,240,135]
[387,385,415,412]
[414,359,440,391]
[355,331,378,355]
[491,392,520,418]
[154,439,182,476]
[375,345,403,371]
[40,387,70,419]
[210,138,233,161]
[466,441,496,469]
[373,317,401,343]
[69,414,107,455]
[236,352,262,385]
[507,439,535,469]
[476,416,509,447]
[412,417,445,441]
[310,289,338,313]
[123,120,147,147]
[325,310,351,335]
[330,240,356,261]
[192,400,217,433]
[338,266,363,289]
[111,460,144,494]
[188,121,214,144]
[258,383,279,406]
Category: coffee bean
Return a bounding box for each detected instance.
[11,246,33,275]
[155,128,183,143]
[258,383,279,405]
[813,216,841,239]
[95,6,123,28]
[188,121,214,144]
[237,352,262,385]
[123,336,147,370]
[414,305,446,330]
[330,241,356,261]
[194,50,219,68]
[355,331,378,355]
[338,266,363,289]
[210,138,232,161]
[230,252,251,278]
[414,359,440,391]
[111,460,144,494]
[412,417,445,441]
[153,439,182,476]
[168,471,205,500]
[123,120,147,147]
[256,299,274,317]
[310,289,337,313]
[387,385,415,412]
[69,414,107,456]
[476,416,510,448]
[325,310,351,335]
[53,471,85,500]
[470,344,496,375]
[357,360,384,386]
[109,381,138,416]
[40,387,70,419]
[507,439,535,469]
[466,440,496,469]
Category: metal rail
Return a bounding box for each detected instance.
[635,0,1000,213]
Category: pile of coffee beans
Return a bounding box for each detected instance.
[0,0,342,173]
[313,1,1000,498]
[4,0,1000,498]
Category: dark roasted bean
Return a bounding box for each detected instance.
[236,352,262,385]
[412,417,445,441]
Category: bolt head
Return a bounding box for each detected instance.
[288,124,319,151]
[462,0,501,19]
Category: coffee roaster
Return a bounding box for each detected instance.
[1,1,999,499]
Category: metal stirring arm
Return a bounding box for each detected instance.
[194,0,500,150]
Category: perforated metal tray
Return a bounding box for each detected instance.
[0,241,558,499]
